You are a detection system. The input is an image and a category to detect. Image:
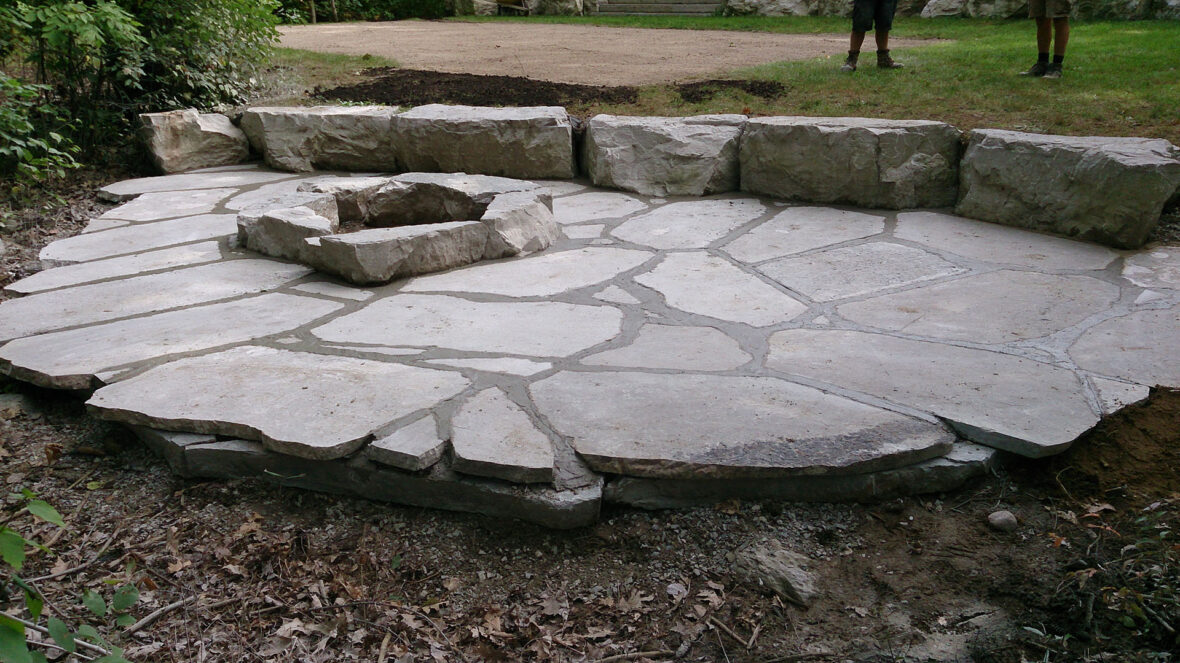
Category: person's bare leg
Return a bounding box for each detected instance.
[1052,17,1069,55]
[850,30,867,52]
[875,30,889,52]
[1035,17,1052,53]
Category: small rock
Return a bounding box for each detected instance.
[987,510,1018,532]
[733,540,818,607]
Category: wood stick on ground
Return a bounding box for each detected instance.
[377,632,391,663]
[124,596,197,635]
[596,650,676,663]
[27,527,121,583]
[7,615,110,657]
[708,617,749,648]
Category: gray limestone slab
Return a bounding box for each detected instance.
[895,211,1118,271]
[766,329,1098,456]
[531,371,954,479]
[1122,248,1180,290]
[423,358,552,376]
[480,190,558,259]
[298,176,393,221]
[39,214,238,265]
[583,324,751,371]
[452,388,555,484]
[1070,305,1180,386]
[837,270,1122,344]
[604,442,998,508]
[0,259,312,342]
[313,221,490,285]
[82,218,130,233]
[6,242,222,295]
[1090,377,1151,416]
[635,252,807,327]
[129,426,217,475]
[100,188,237,221]
[403,247,652,297]
[563,224,604,239]
[552,192,648,225]
[178,438,601,529]
[611,199,766,250]
[366,415,446,471]
[98,170,293,202]
[291,282,374,301]
[0,293,342,389]
[391,172,540,200]
[87,345,470,460]
[225,177,340,213]
[594,285,641,305]
[313,294,623,357]
[758,242,965,302]
[237,206,337,263]
[241,106,400,172]
[724,207,886,264]
[530,180,588,197]
[140,110,249,175]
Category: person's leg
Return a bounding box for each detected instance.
[844,0,875,71]
[1036,17,1052,54]
[1043,17,1069,77]
[1020,0,1051,76]
[851,31,867,53]
[875,0,903,68]
[875,30,889,52]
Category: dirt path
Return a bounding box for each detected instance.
[278,21,927,86]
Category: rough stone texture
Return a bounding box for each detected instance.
[391,105,575,179]
[725,0,851,15]
[7,242,222,295]
[724,207,885,263]
[612,199,766,250]
[367,416,446,471]
[391,172,540,202]
[987,510,1019,532]
[298,177,392,222]
[239,106,400,172]
[583,114,745,196]
[637,252,807,326]
[291,282,374,301]
[955,130,1180,249]
[362,181,486,228]
[452,388,555,484]
[98,188,236,222]
[1122,249,1180,289]
[313,221,490,284]
[129,426,216,476]
[552,191,648,224]
[895,211,1118,271]
[733,541,818,606]
[0,260,311,342]
[532,371,955,478]
[140,110,249,174]
[1091,377,1151,416]
[39,214,238,265]
[404,247,652,297]
[766,329,1098,457]
[740,117,962,209]
[837,270,1121,344]
[582,324,751,371]
[87,346,469,460]
[97,169,293,202]
[920,0,1026,17]
[1070,305,1180,386]
[313,294,623,356]
[758,242,964,302]
[237,206,338,263]
[0,294,342,390]
[480,190,559,258]
[424,358,552,376]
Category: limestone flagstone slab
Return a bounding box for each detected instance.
[955,130,1180,249]
[240,106,400,172]
[81,218,130,234]
[226,178,341,214]
[140,110,249,174]
[480,190,559,259]
[0,260,311,342]
[39,214,238,265]
[758,242,965,302]
[0,293,342,389]
[423,358,552,376]
[1122,249,1180,290]
[582,324,751,371]
[563,225,604,239]
[552,192,649,225]
[291,282,374,301]
[594,285,640,305]
[99,188,237,222]
[635,252,807,327]
[583,114,745,196]
[530,180,588,197]
[6,242,222,295]
[97,169,294,202]
[452,388,555,484]
[237,206,337,263]
[1090,377,1151,416]
[837,270,1122,344]
[403,247,652,297]
[314,222,490,285]
[366,415,446,471]
[87,346,470,460]
[312,294,623,357]
[740,117,961,209]
[531,371,954,478]
[724,207,886,264]
[894,211,1118,272]
[391,105,574,179]
[766,329,1099,456]
[611,199,766,250]
[298,176,393,222]
[1070,305,1180,386]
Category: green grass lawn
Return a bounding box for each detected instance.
[274,16,1179,143]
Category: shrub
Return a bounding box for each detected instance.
[0,71,79,185]
[277,0,452,23]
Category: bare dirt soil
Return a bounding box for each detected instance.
[278,22,930,87]
[1,178,1178,662]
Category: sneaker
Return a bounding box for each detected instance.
[1020,61,1049,77]
[841,56,857,73]
[1042,63,1063,79]
[877,53,904,69]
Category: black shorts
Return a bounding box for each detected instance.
[852,0,897,33]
